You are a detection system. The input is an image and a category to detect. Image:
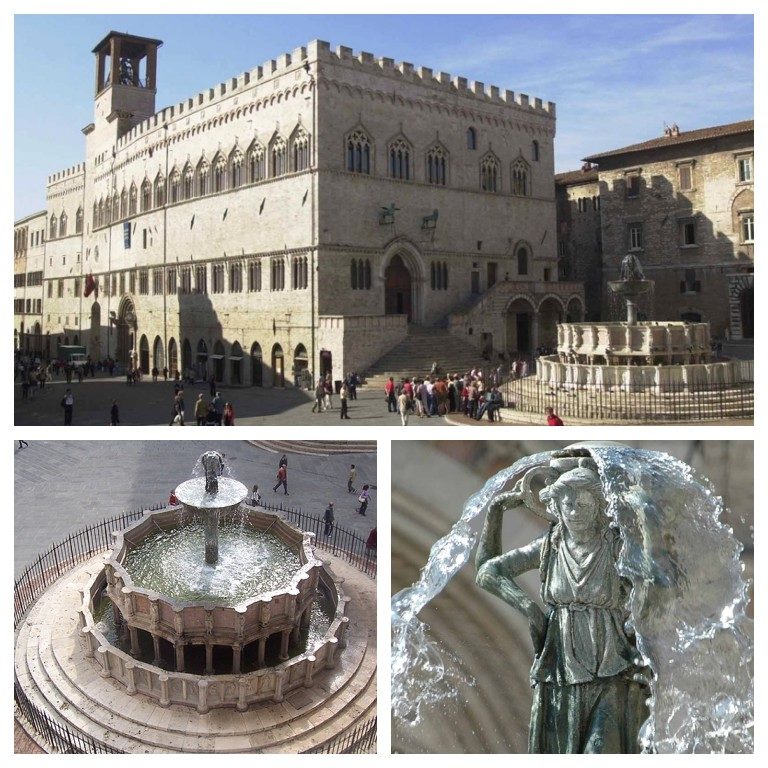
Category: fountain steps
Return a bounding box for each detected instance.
[16,556,377,753]
[249,440,377,456]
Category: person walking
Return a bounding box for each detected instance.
[348,464,357,494]
[339,382,350,419]
[324,502,335,537]
[357,485,371,516]
[385,376,397,413]
[545,406,564,426]
[279,454,288,469]
[212,391,223,426]
[169,392,185,426]
[168,490,179,506]
[365,527,377,557]
[223,402,235,425]
[195,394,207,426]
[312,379,324,413]
[397,390,410,426]
[110,399,120,426]
[273,464,289,495]
[61,389,74,425]
[250,484,261,506]
[323,376,333,410]
[209,373,216,397]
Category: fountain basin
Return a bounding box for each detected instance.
[104,505,323,650]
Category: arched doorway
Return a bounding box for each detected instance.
[153,335,165,371]
[196,339,208,380]
[566,297,584,323]
[230,342,243,385]
[33,322,42,358]
[271,344,284,387]
[319,349,332,381]
[116,297,136,368]
[505,297,536,355]
[293,343,309,388]
[139,335,150,373]
[212,340,225,382]
[385,253,412,320]
[89,302,101,360]
[168,338,178,377]
[740,286,754,339]
[250,342,263,387]
[538,297,565,352]
[182,338,192,377]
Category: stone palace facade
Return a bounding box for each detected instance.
[14,31,584,385]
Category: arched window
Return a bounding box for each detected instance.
[169,169,180,203]
[97,199,104,228]
[389,137,411,180]
[357,259,365,289]
[481,153,499,192]
[364,259,371,289]
[213,154,227,192]
[182,164,194,200]
[141,179,152,211]
[49,214,57,239]
[112,192,120,221]
[128,183,137,215]
[347,129,371,174]
[532,140,540,161]
[247,142,265,183]
[512,158,530,196]
[230,149,243,188]
[248,260,262,291]
[75,207,83,234]
[426,145,447,185]
[229,262,242,292]
[467,127,477,150]
[517,245,529,276]
[154,173,165,207]
[351,259,358,289]
[196,159,209,196]
[442,262,448,290]
[120,187,128,218]
[270,136,287,177]
[58,211,67,238]
[430,261,436,290]
[92,203,98,230]
[291,127,310,172]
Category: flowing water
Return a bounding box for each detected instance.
[122,522,301,604]
[391,446,753,753]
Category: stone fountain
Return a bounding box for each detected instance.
[536,253,749,392]
[15,449,377,753]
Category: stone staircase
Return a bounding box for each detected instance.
[362,326,486,389]
[15,555,376,753]
[249,441,376,456]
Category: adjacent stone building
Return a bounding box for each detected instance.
[14,30,584,384]
[13,211,47,355]
[582,120,754,341]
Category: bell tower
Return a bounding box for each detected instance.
[90,31,163,142]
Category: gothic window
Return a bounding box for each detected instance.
[350,258,371,289]
[49,214,57,239]
[248,143,265,183]
[291,128,310,172]
[426,145,447,185]
[442,261,448,289]
[169,169,181,203]
[512,158,530,196]
[213,154,227,192]
[230,149,244,188]
[480,153,499,192]
[180,267,191,294]
[212,264,225,293]
[59,212,67,238]
[467,127,477,150]
[430,260,449,289]
[154,173,166,207]
[75,207,83,234]
[197,160,210,196]
[120,187,128,218]
[248,260,262,291]
[357,259,365,289]
[153,268,163,295]
[112,192,120,221]
[364,259,371,289]
[517,245,529,276]
[229,262,242,292]
[271,136,287,177]
[138,269,149,295]
[270,257,285,290]
[389,137,412,180]
[97,199,104,228]
[532,140,540,161]
[351,258,358,289]
[182,165,194,200]
[141,179,152,211]
[195,264,207,294]
[92,203,98,230]
[166,268,177,294]
[129,183,138,215]
[346,129,371,174]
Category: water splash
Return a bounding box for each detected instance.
[391,446,753,753]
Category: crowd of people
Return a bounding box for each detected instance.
[311,372,362,418]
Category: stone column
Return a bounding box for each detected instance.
[279,630,290,661]
[128,626,140,657]
[97,646,111,678]
[152,634,162,666]
[304,656,316,688]
[257,637,266,668]
[273,670,285,703]
[232,645,242,675]
[204,509,219,564]
[197,680,209,714]
[531,311,540,351]
[237,677,248,712]
[125,662,137,695]
[205,643,214,674]
[159,673,170,707]
[175,641,185,672]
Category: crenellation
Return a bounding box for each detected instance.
[398,62,414,77]
[488,85,500,100]
[379,56,395,69]
[417,66,433,81]
[336,45,353,60]
[453,76,468,92]
[517,93,529,108]
[359,51,374,64]
[471,81,484,96]
[263,59,277,75]
[276,52,291,69]
[534,97,542,110]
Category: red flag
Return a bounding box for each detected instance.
[84,273,96,297]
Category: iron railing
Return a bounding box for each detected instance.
[14,502,377,754]
[503,377,754,422]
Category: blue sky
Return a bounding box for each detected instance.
[14,13,754,219]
